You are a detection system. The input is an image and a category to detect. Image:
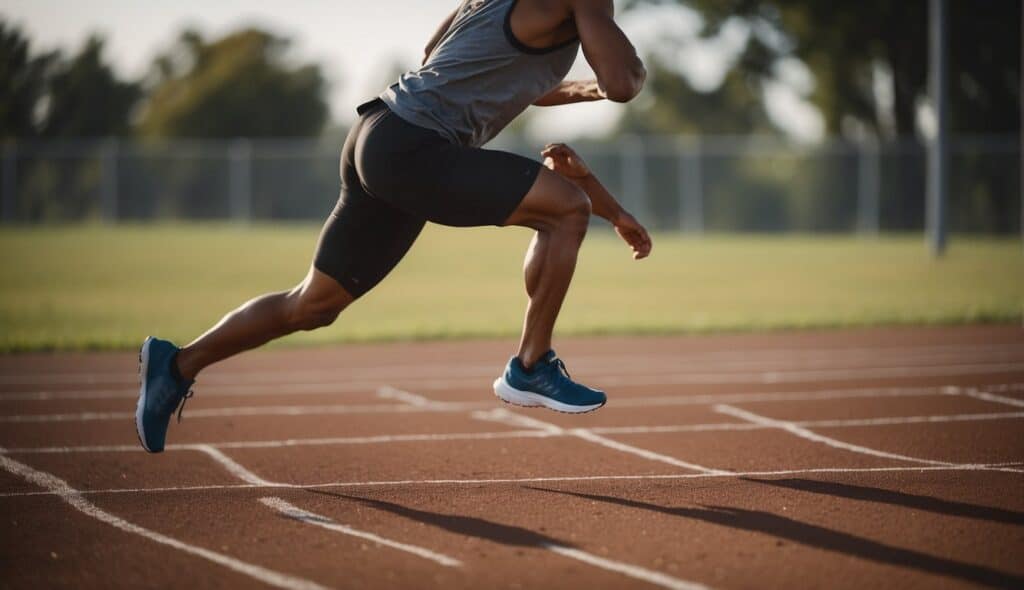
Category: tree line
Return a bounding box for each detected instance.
[0,23,329,140]
[0,2,1019,231]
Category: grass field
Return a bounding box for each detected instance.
[0,223,1021,351]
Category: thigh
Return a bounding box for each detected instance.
[357,108,542,228]
[501,165,591,230]
[312,185,425,299]
[416,144,543,227]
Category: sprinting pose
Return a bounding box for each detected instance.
[136,0,651,452]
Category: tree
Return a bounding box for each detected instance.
[624,0,1020,137]
[40,36,141,137]
[0,24,140,139]
[617,57,776,135]
[623,0,1021,232]
[0,22,56,139]
[138,28,329,138]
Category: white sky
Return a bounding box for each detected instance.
[0,0,823,142]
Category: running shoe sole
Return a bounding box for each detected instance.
[136,336,155,453]
[492,376,605,414]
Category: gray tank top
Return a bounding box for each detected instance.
[379,0,579,148]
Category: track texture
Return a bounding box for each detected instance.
[1,325,1023,589]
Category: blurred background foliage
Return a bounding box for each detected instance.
[0,0,1019,232]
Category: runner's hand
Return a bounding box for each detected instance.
[541,143,591,179]
[614,210,652,260]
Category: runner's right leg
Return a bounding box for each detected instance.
[502,168,591,369]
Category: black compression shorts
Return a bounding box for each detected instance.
[313,99,541,298]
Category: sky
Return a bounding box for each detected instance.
[1,0,823,142]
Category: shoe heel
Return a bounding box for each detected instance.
[492,377,542,407]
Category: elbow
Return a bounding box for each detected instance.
[604,80,642,103]
[603,77,643,103]
[602,60,646,103]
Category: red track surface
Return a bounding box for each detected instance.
[2,325,1023,589]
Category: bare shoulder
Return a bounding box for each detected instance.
[509,0,577,47]
[562,0,614,18]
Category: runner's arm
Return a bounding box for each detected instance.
[533,80,604,106]
[542,143,652,259]
[423,9,458,64]
[569,0,645,102]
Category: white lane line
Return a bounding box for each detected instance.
[0,402,489,423]
[960,388,1024,408]
[4,341,1022,385]
[595,411,1024,433]
[259,497,461,568]
[570,429,731,475]
[593,362,1024,387]
[1,381,1012,405]
[980,383,1024,393]
[376,386,449,408]
[3,430,558,454]
[192,445,277,486]
[0,452,329,590]
[2,464,1020,500]
[471,408,563,434]
[714,405,957,467]
[611,386,963,408]
[0,384,978,422]
[473,408,727,475]
[544,543,708,590]
[0,381,981,402]
[4,359,1023,398]
[7,411,1024,455]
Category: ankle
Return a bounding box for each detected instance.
[516,348,551,372]
[172,350,198,383]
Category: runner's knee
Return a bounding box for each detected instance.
[286,292,349,331]
[555,185,591,238]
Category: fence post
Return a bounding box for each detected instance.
[856,136,880,235]
[620,134,648,226]
[229,139,252,222]
[101,138,119,223]
[678,137,704,233]
[2,142,15,223]
[926,0,949,255]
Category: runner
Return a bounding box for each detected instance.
[136,0,651,452]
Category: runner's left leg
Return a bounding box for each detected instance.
[174,266,354,381]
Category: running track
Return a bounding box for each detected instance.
[1,325,1022,589]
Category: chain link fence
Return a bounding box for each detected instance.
[1,135,1019,233]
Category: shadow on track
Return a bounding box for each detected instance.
[528,487,1024,588]
[743,478,1024,526]
[307,489,577,549]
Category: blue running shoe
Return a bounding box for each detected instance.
[493,350,606,413]
[136,336,194,453]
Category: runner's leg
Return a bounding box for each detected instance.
[174,101,425,381]
[174,267,353,380]
[502,168,591,368]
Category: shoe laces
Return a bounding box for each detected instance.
[550,357,571,380]
[176,389,194,423]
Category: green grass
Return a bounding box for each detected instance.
[0,223,1021,351]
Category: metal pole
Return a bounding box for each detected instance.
[1020,0,1023,248]
[229,139,252,222]
[620,135,648,226]
[926,0,949,256]
[678,137,704,233]
[101,138,119,223]
[2,143,16,223]
[856,136,880,235]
